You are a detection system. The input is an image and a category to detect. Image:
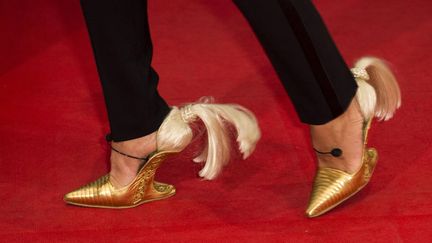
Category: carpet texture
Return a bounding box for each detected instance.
[1,0,431,242]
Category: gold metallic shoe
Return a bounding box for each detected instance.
[305,57,401,217]
[64,151,178,208]
[64,100,261,208]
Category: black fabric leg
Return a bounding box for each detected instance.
[233,0,358,125]
[80,0,170,141]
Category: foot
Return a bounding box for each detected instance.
[310,99,364,174]
[109,132,157,188]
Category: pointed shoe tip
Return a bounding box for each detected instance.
[305,208,322,218]
[63,192,73,203]
[63,190,81,204]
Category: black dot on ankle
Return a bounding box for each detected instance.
[331,148,343,157]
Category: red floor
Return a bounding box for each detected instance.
[1,0,431,242]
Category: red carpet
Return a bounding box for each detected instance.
[1,0,431,242]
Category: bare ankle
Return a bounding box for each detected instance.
[310,99,365,173]
[109,132,158,188]
[111,132,157,158]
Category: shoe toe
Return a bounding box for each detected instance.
[63,175,111,206]
[63,190,81,204]
[305,167,352,217]
[305,203,325,218]
[63,187,94,205]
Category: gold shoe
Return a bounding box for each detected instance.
[64,151,177,208]
[305,57,401,217]
[64,100,261,208]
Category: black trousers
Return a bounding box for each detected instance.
[80,0,357,142]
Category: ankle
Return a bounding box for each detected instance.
[109,132,157,188]
[108,152,142,187]
[111,132,157,158]
[309,100,365,173]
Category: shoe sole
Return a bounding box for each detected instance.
[64,187,176,209]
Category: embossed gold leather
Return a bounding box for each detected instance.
[306,119,378,217]
[64,151,177,208]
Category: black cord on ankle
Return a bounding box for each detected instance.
[111,146,149,162]
[313,148,343,157]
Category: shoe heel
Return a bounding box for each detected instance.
[132,152,177,205]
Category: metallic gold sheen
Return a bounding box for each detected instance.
[63,151,177,208]
[306,119,377,217]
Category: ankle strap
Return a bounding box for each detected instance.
[111,146,149,162]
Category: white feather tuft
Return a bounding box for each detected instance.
[156,99,261,180]
[353,57,401,121]
[354,79,377,121]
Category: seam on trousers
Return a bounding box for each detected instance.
[277,0,343,117]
